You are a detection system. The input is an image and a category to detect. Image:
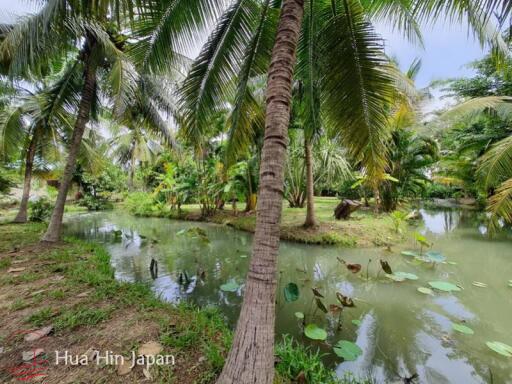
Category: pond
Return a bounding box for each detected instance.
[63,209,512,383]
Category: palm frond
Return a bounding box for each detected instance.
[131,0,225,74]
[179,0,261,145]
[487,177,512,231]
[226,0,277,163]
[443,96,512,120]
[478,135,512,188]
[320,0,394,180]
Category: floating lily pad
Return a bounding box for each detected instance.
[486,341,512,357]
[333,340,362,361]
[452,323,474,335]
[304,324,327,341]
[294,312,304,320]
[394,271,419,281]
[447,261,458,265]
[351,319,361,326]
[472,281,488,288]
[385,273,406,282]
[428,281,461,292]
[401,251,420,258]
[220,280,240,292]
[417,287,435,296]
[425,251,446,263]
[284,283,299,302]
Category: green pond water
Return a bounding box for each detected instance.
[63,209,512,383]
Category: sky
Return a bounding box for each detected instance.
[0,0,488,112]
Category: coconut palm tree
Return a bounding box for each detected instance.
[0,62,84,222]
[0,0,141,242]
[109,75,177,189]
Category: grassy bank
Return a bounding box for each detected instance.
[127,195,408,247]
[0,223,371,383]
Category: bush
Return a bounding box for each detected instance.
[78,195,114,211]
[423,183,456,199]
[0,168,15,195]
[29,198,54,222]
[126,192,156,216]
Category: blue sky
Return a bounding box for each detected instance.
[1,0,488,111]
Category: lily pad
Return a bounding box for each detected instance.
[472,281,488,288]
[486,341,512,357]
[333,340,362,361]
[394,271,419,281]
[304,324,327,341]
[385,273,406,282]
[401,251,420,258]
[294,312,304,320]
[417,287,435,296]
[428,281,461,292]
[425,251,446,263]
[452,323,474,335]
[284,283,299,302]
[351,319,361,326]
[220,280,240,292]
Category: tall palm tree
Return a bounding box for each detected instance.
[0,0,141,242]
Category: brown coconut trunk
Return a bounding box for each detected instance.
[303,136,317,228]
[42,40,97,243]
[216,1,304,383]
[13,128,38,223]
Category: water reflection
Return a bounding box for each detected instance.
[64,210,512,383]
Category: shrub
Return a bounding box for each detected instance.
[29,198,53,222]
[126,192,156,216]
[78,194,114,211]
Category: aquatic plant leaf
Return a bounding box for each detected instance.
[176,229,186,236]
[333,340,362,361]
[311,288,324,298]
[414,232,431,247]
[284,283,299,302]
[428,281,461,292]
[401,251,420,258]
[304,324,327,341]
[425,251,446,263]
[346,263,362,273]
[329,304,343,313]
[394,272,419,281]
[239,254,248,258]
[380,260,393,274]
[452,323,474,335]
[385,273,406,282]
[294,312,304,320]
[337,258,362,273]
[220,280,239,292]
[336,292,355,307]
[486,341,512,357]
[351,319,361,326]
[472,281,488,288]
[315,298,328,313]
[417,287,435,296]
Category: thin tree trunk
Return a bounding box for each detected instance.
[373,185,381,213]
[42,40,97,243]
[217,1,304,383]
[303,135,317,228]
[13,129,38,223]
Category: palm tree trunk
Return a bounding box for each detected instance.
[217,1,304,383]
[373,185,381,213]
[13,129,38,223]
[42,42,97,243]
[303,135,317,228]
